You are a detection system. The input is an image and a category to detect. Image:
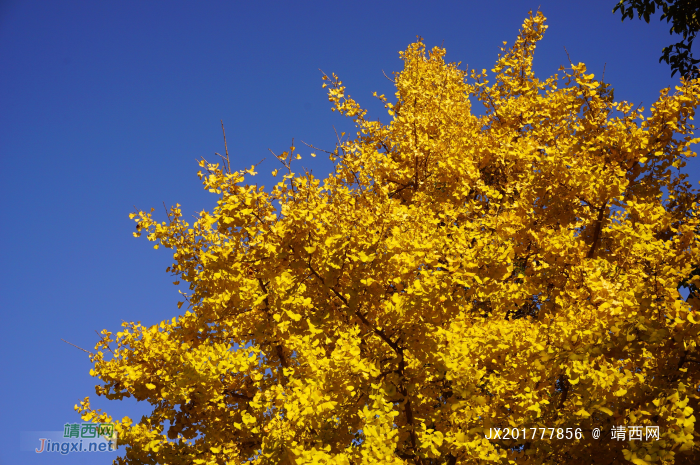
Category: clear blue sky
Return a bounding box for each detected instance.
[0,1,696,463]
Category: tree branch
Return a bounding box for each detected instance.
[586,199,608,259]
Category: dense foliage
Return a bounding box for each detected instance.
[614,0,700,79]
[79,12,700,464]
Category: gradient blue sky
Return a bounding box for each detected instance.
[1,1,697,463]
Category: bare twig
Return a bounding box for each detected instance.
[301,140,334,155]
[221,120,231,174]
[602,62,607,83]
[163,201,172,221]
[61,339,94,355]
[382,69,395,83]
[563,46,573,67]
[214,152,228,170]
[332,125,343,145]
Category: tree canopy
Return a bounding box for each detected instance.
[614,0,700,79]
[79,12,700,465]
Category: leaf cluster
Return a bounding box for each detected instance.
[614,0,700,78]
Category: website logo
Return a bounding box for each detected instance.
[21,423,118,456]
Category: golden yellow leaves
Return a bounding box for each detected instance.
[77,9,700,465]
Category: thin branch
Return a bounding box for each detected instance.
[602,62,607,83]
[587,199,608,259]
[397,349,421,465]
[221,120,231,174]
[256,278,289,385]
[563,46,573,67]
[223,389,253,401]
[577,196,593,208]
[94,330,115,356]
[332,125,344,146]
[61,339,94,356]
[301,140,334,155]
[382,69,395,83]
[302,254,400,354]
[214,152,229,170]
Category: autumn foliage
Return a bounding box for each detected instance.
[79,12,700,465]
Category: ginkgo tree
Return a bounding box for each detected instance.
[78,11,700,465]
